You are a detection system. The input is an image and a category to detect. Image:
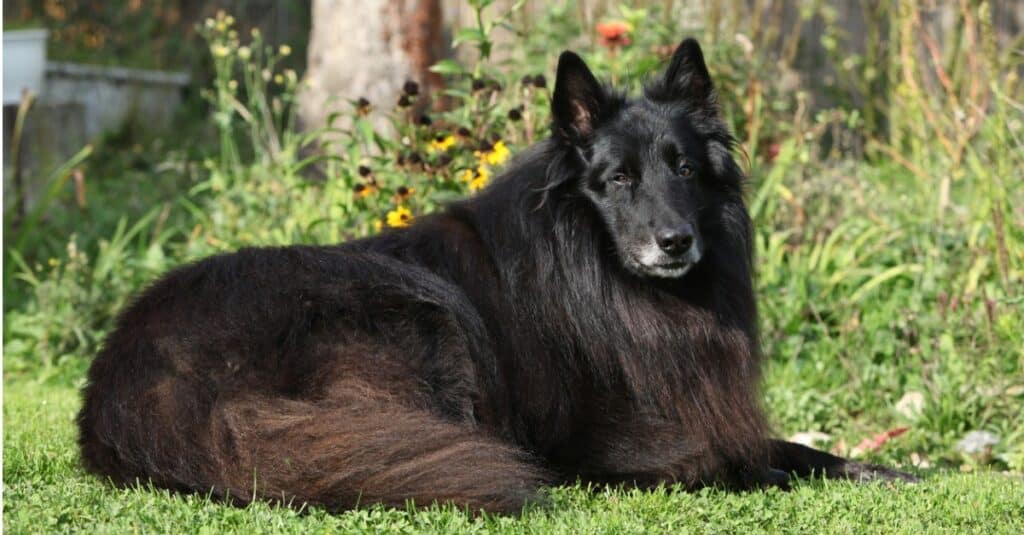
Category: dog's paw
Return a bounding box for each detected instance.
[842,462,920,484]
[762,467,792,490]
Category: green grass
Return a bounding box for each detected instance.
[5,381,1023,534]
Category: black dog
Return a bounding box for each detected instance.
[78,38,914,514]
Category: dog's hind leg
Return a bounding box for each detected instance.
[203,386,551,514]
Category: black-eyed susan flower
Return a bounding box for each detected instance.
[460,166,491,192]
[355,97,372,116]
[354,183,377,198]
[386,206,413,227]
[481,140,511,166]
[469,167,490,192]
[430,135,456,152]
[394,186,415,202]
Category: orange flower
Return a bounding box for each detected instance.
[393,186,415,203]
[353,183,377,198]
[596,21,632,48]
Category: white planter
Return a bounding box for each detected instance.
[3,29,49,105]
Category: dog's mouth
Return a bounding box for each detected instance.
[626,256,697,279]
[656,260,688,269]
[623,240,703,279]
[643,261,695,278]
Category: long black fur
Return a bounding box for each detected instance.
[78,38,915,514]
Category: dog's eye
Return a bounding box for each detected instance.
[677,161,693,177]
[611,173,634,185]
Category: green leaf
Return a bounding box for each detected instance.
[429,59,468,76]
[453,27,487,47]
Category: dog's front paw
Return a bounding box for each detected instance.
[842,461,920,483]
[762,467,792,490]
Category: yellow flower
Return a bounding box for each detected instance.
[274,74,284,85]
[386,206,414,227]
[475,140,511,167]
[279,44,292,56]
[459,169,475,183]
[485,140,510,166]
[227,79,238,91]
[373,220,384,232]
[430,135,456,152]
[468,165,490,192]
[211,44,231,58]
[237,46,251,60]
[469,175,489,192]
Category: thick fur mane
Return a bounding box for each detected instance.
[429,138,769,474]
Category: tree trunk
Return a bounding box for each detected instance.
[299,0,444,130]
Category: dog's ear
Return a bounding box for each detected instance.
[552,51,606,142]
[659,38,716,111]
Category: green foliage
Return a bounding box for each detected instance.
[2,1,310,71]
[3,0,1023,530]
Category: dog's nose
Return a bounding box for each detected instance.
[656,227,694,256]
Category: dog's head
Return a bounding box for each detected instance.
[549,38,744,279]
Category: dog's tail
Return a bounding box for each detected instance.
[78,379,548,514]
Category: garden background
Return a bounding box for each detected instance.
[3,0,1024,532]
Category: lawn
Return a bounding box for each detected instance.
[4,2,1024,533]
[4,381,1023,533]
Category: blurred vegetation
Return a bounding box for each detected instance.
[2,0,310,71]
[3,0,1023,500]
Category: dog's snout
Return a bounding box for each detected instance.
[655,226,694,256]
